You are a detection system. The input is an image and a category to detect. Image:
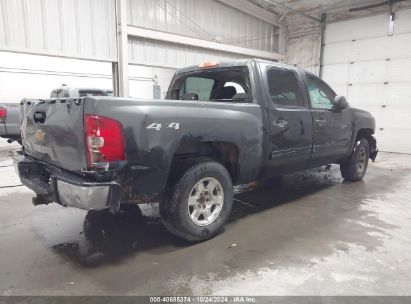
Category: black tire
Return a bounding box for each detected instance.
[340,138,370,181]
[117,204,143,220]
[160,161,233,242]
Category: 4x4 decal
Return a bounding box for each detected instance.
[146,122,180,130]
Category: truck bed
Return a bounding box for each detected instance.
[20,97,264,184]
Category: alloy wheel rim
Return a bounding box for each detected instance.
[357,146,367,173]
[187,177,224,226]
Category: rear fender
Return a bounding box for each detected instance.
[88,100,265,197]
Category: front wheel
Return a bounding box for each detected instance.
[160,161,233,242]
[340,138,370,181]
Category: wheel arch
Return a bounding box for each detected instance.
[355,128,377,161]
[169,140,241,184]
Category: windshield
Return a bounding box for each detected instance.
[168,67,252,103]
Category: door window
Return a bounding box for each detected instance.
[306,74,336,109]
[267,67,305,108]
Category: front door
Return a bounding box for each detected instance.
[263,66,313,176]
[304,73,352,167]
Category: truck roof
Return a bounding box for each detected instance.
[175,58,300,74]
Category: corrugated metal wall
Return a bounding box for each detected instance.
[127,0,279,53]
[0,0,117,61]
[0,0,281,102]
[128,36,247,68]
[0,0,279,63]
[0,52,113,103]
[284,15,321,75]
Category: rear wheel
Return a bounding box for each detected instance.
[160,161,233,242]
[340,138,370,181]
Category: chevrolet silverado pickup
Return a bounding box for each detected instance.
[14,59,378,241]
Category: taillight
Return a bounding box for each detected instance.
[84,115,125,168]
[0,107,6,123]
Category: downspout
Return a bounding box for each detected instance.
[319,13,326,78]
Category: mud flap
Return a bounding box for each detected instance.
[368,135,378,162]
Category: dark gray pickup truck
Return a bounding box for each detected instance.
[14,59,377,241]
[0,103,21,142]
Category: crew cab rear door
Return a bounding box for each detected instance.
[303,73,352,166]
[261,64,313,175]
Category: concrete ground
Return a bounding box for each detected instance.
[0,152,410,296]
[0,139,19,160]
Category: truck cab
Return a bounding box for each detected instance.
[166,59,377,178]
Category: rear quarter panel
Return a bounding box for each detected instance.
[84,97,263,195]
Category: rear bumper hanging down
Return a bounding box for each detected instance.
[13,155,121,211]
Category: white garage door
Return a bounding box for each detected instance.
[323,9,411,154]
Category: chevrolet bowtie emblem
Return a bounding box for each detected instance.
[35,130,46,142]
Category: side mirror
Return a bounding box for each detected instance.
[333,95,348,110]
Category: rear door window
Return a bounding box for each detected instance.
[266,67,305,108]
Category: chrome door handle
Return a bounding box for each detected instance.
[315,118,326,126]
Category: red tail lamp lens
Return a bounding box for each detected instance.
[0,107,7,123]
[84,115,125,168]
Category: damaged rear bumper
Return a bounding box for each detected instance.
[13,154,121,211]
